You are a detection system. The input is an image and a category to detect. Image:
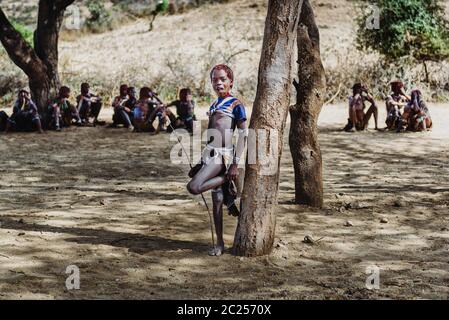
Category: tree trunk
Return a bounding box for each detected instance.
[422,60,430,83]
[289,0,326,208]
[32,0,68,110]
[233,0,304,257]
[0,0,74,112]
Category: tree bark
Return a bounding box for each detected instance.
[0,0,74,112]
[289,0,326,208]
[422,60,430,83]
[233,0,304,257]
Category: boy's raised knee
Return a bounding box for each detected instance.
[187,181,201,195]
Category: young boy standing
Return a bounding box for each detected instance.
[187,64,248,256]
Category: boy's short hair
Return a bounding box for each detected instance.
[352,83,363,95]
[59,86,71,96]
[410,88,422,100]
[210,64,234,87]
[139,87,151,99]
[390,80,404,92]
[179,88,191,101]
[119,84,128,93]
[127,86,136,94]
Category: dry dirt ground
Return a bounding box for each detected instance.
[0,103,448,300]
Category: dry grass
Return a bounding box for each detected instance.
[323,48,449,103]
[1,0,448,108]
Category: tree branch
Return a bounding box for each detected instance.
[0,7,47,78]
[299,0,320,48]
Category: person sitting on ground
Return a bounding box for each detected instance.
[385,80,410,132]
[110,84,134,131]
[146,89,170,134]
[4,90,44,134]
[0,110,10,132]
[403,89,432,132]
[133,87,155,132]
[76,82,104,126]
[165,88,197,133]
[124,86,138,127]
[344,83,379,132]
[47,86,81,131]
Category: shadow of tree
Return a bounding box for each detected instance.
[0,216,207,255]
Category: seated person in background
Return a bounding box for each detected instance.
[385,80,410,132]
[125,86,138,127]
[133,87,155,132]
[165,88,196,133]
[4,89,43,134]
[110,84,135,131]
[344,83,379,132]
[76,83,104,126]
[146,89,170,134]
[0,110,9,132]
[47,86,81,131]
[403,89,432,132]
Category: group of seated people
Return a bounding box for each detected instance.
[343,80,433,133]
[0,83,196,134]
[109,84,196,133]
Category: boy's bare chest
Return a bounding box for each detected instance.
[208,112,234,131]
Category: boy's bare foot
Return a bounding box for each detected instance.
[208,245,225,256]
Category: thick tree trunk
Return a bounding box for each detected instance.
[289,0,326,208]
[29,78,53,114]
[0,0,74,112]
[233,0,304,257]
[32,0,68,109]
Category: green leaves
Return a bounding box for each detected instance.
[155,0,169,14]
[86,0,113,32]
[12,21,33,47]
[356,0,449,62]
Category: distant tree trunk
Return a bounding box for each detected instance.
[233,0,304,257]
[289,0,326,207]
[0,0,75,113]
[422,60,430,83]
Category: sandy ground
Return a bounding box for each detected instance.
[1,102,448,300]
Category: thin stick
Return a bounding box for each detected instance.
[324,83,342,105]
